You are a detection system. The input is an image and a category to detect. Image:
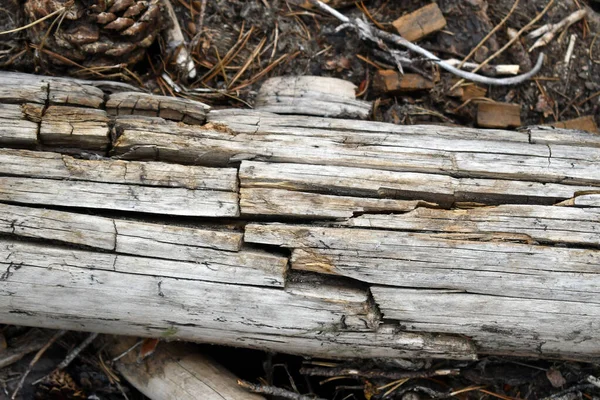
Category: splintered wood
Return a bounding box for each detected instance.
[0,71,599,361]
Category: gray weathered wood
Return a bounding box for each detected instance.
[528,126,600,148]
[0,104,39,148]
[0,203,243,253]
[0,71,105,107]
[40,106,110,151]
[239,161,598,206]
[0,177,238,217]
[0,149,239,216]
[113,113,600,186]
[558,193,600,207]
[344,205,600,246]
[370,288,600,359]
[0,148,237,191]
[240,188,433,219]
[0,238,475,360]
[2,70,600,362]
[255,76,372,119]
[106,92,210,124]
[3,239,285,288]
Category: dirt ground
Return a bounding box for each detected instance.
[1,0,600,399]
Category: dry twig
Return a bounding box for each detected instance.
[10,330,66,400]
[238,380,327,400]
[310,0,545,86]
[528,9,587,52]
[299,367,458,380]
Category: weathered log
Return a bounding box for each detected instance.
[0,71,599,362]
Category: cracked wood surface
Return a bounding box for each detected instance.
[0,71,599,361]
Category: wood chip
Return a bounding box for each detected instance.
[392,3,447,42]
[477,102,521,128]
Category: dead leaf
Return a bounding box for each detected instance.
[546,368,567,388]
[137,338,160,362]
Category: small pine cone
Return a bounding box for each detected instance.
[23,0,164,69]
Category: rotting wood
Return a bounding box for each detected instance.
[0,237,475,360]
[113,115,600,186]
[255,76,372,119]
[1,70,600,362]
[0,104,39,148]
[370,287,600,359]
[238,160,599,207]
[392,3,447,42]
[106,92,210,124]
[107,337,265,400]
[0,203,243,254]
[529,125,600,147]
[477,102,521,128]
[0,149,239,217]
[343,205,600,246]
[240,188,434,219]
[40,106,110,152]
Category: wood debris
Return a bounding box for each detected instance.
[477,102,521,128]
[374,70,434,94]
[392,3,447,42]
[549,116,599,133]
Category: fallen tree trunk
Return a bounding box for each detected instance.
[0,71,599,361]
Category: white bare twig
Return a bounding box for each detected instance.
[162,0,197,80]
[311,0,545,86]
[528,9,586,52]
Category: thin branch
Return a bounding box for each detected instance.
[238,380,327,400]
[310,0,545,86]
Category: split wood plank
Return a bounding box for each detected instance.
[0,150,239,217]
[0,104,39,148]
[0,239,477,360]
[344,205,600,246]
[392,3,447,42]
[0,177,238,217]
[255,76,372,119]
[208,109,530,144]
[0,148,237,191]
[0,203,243,254]
[529,126,600,148]
[239,161,599,206]
[107,337,266,400]
[0,149,239,217]
[106,92,210,124]
[477,102,521,129]
[40,106,110,151]
[3,238,284,288]
[370,287,600,359]
[558,193,600,207]
[240,188,432,219]
[246,223,600,303]
[114,113,600,186]
[0,71,105,108]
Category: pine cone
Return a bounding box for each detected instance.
[23,0,165,69]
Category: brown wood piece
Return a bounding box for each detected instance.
[392,3,447,42]
[477,102,521,128]
[374,70,434,94]
[549,116,599,134]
